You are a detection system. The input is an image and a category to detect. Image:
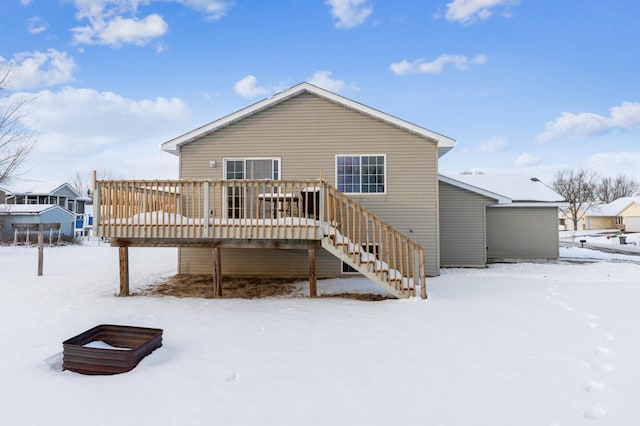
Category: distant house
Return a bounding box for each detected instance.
[439,174,565,266]
[0,204,75,241]
[0,178,92,238]
[582,197,640,232]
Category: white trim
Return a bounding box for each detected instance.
[439,174,511,204]
[161,82,456,156]
[223,157,282,180]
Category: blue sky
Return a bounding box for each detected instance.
[1,0,639,185]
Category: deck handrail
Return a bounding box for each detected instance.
[322,181,426,298]
[94,178,426,298]
[94,179,325,240]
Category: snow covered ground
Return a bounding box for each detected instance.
[1,239,638,425]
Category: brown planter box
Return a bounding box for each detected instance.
[63,324,163,375]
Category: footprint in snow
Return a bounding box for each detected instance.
[225,371,239,382]
[593,346,616,356]
[584,381,607,393]
[583,402,607,420]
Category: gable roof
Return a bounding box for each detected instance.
[0,204,73,215]
[1,178,87,200]
[439,175,510,204]
[442,174,565,203]
[584,197,640,217]
[161,82,456,157]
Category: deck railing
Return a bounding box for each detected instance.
[322,182,426,298]
[95,178,426,297]
[94,179,324,240]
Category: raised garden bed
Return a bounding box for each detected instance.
[63,324,163,375]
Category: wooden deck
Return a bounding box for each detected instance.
[94,178,426,299]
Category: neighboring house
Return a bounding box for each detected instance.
[0,178,92,236]
[439,174,565,266]
[582,197,640,232]
[0,204,75,241]
[1,178,90,215]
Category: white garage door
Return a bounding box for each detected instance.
[625,216,640,232]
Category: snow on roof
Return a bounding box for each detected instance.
[161,82,456,158]
[584,197,640,217]
[444,174,565,203]
[0,204,63,214]
[1,178,86,199]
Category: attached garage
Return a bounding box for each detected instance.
[439,175,565,268]
[486,206,560,260]
[625,216,640,232]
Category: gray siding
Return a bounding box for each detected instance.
[439,181,495,267]
[178,92,441,277]
[486,207,559,260]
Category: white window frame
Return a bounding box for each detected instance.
[335,154,387,195]
[223,157,282,180]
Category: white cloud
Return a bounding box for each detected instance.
[0,49,77,91]
[588,152,640,181]
[10,87,191,156]
[445,0,518,25]
[72,13,169,46]
[534,102,640,143]
[233,75,269,98]
[20,0,32,5]
[326,0,372,29]
[390,54,487,75]
[27,16,48,34]
[171,0,233,20]
[70,0,232,47]
[476,136,508,153]
[308,71,345,93]
[514,152,541,167]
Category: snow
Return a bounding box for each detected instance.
[443,174,564,202]
[1,238,639,425]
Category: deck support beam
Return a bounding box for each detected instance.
[309,248,317,297]
[212,247,222,298]
[119,246,130,296]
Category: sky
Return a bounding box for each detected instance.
[1,0,639,186]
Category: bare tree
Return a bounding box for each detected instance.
[0,65,35,185]
[552,168,599,231]
[597,175,640,203]
[71,169,118,197]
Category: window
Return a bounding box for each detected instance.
[616,216,624,225]
[223,158,281,218]
[336,155,385,194]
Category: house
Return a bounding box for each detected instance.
[1,178,90,215]
[92,83,561,298]
[439,174,565,266]
[582,197,640,232]
[0,204,75,241]
[0,178,92,236]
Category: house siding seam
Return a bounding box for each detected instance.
[486,207,559,259]
[177,92,440,277]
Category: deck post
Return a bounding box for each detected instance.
[419,247,427,299]
[37,224,44,276]
[119,246,130,296]
[309,248,317,297]
[203,182,211,238]
[212,247,222,297]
